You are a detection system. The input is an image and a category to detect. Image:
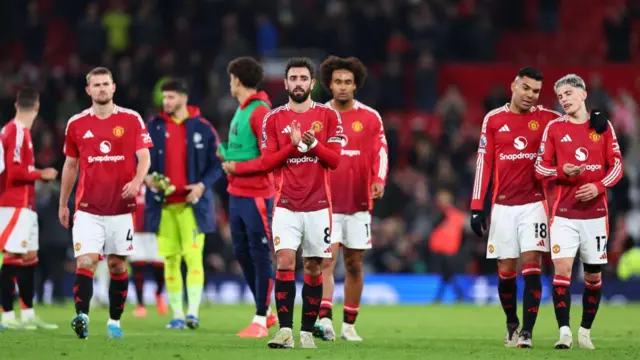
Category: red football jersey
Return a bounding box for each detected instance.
[64,106,153,216]
[471,104,561,210]
[327,101,388,214]
[535,116,623,219]
[134,184,146,232]
[0,120,41,209]
[258,102,342,212]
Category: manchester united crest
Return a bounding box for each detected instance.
[488,244,495,254]
[552,244,560,254]
[528,120,540,131]
[274,236,280,246]
[589,132,601,142]
[113,126,125,137]
[311,121,323,133]
[352,121,364,132]
[75,243,81,251]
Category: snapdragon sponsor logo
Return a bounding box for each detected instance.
[584,164,603,171]
[287,156,318,165]
[341,150,361,157]
[88,155,125,163]
[499,152,537,161]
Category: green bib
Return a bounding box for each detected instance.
[220,100,269,162]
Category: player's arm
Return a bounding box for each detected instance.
[470,114,495,211]
[199,120,224,188]
[3,128,42,184]
[59,156,79,207]
[307,110,342,170]
[235,113,296,175]
[0,138,4,174]
[371,113,389,186]
[595,123,624,193]
[535,122,560,181]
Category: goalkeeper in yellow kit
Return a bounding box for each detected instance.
[144,79,223,329]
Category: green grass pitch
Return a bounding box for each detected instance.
[2,304,639,359]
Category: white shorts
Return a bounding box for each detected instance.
[129,232,163,263]
[550,216,608,264]
[0,207,38,254]
[72,211,135,258]
[272,207,332,258]
[487,201,549,259]
[332,212,372,249]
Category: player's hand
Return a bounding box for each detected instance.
[563,163,585,177]
[589,109,609,135]
[59,205,69,229]
[185,182,205,204]
[222,161,236,175]
[371,182,385,199]
[290,120,302,146]
[216,147,225,162]
[122,178,142,199]
[470,210,487,237]
[40,168,58,180]
[576,183,600,202]
[144,174,159,190]
[302,129,315,146]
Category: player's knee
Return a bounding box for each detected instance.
[107,256,127,274]
[303,257,323,276]
[164,254,181,267]
[184,252,203,269]
[520,251,541,266]
[497,258,518,274]
[583,264,602,283]
[553,262,572,278]
[76,256,96,270]
[321,257,335,272]
[344,258,363,278]
[275,250,296,270]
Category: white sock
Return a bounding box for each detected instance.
[21,308,35,321]
[2,310,15,322]
[107,319,120,327]
[186,304,198,318]
[300,330,312,336]
[173,309,185,320]
[252,315,267,327]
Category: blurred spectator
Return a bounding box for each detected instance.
[538,0,560,33]
[255,13,278,57]
[483,83,509,113]
[603,4,631,62]
[131,0,162,47]
[586,74,612,115]
[102,0,132,54]
[24,1,45,63]
[413,51,438,111]
[77,2,107,65]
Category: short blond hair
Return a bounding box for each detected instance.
[86,67,113,84]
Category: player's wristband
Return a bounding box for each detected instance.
[308,138,318,150]
[297,142,309,153]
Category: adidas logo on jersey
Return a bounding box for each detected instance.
[537,240,545,247]
[600,252,607,260]
[498,125,510,132]
[281,126,292,134]
[561,134,572,142]
[83,130,94,139]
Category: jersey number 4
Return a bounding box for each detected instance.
[126,229,133,242]
[534,223,547,238]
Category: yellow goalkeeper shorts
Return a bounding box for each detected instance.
[157,203,205,257]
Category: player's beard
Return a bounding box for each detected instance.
[164,104,183,117]
[93,94,113,106]
[288,87,311,104]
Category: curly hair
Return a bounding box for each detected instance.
[227,57,264,89]
[319,56,368,91]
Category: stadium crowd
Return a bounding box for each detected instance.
[0,0,639,303]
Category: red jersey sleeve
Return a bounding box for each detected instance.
[308,109,342,170]
[64,121,79,158]
[250,105,270,143]
[0,138,4,175]
[470,113,495,210]
[3,124,41,183]
[595,122,624,193]
[370,112,388,185]
[535,121,561,181]
[133,112,153,150]
[235,110,295,175]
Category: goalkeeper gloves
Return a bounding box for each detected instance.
[589,109,608,135]
[470,210,487,237]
